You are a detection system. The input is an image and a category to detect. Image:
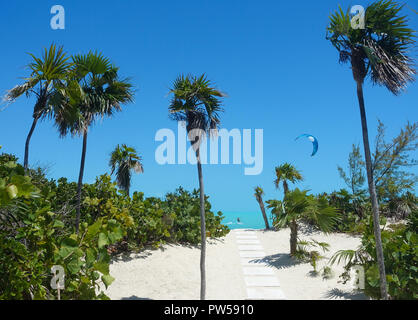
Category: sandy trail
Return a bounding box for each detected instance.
[103,228,367,300]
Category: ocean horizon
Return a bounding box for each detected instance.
[221,211,274,230]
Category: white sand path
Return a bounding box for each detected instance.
[103,228,368,300]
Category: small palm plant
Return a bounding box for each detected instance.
[254,186,270,230]
[5,44,72,171]
[274,163,303,253]
[327,0,416,299]
[168,74,226,300]
[52,51,134,233]
[109,144,144,196]
[267,189,339,256]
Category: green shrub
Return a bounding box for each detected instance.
[331,214,418,300]
[0,149,229,299]
[0,155,126,300]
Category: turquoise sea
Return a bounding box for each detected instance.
[221,211,274,230]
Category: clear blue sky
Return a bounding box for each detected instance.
[0,0,417,214]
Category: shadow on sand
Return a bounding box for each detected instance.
[323,288,368,300]
[121,295,153,300]
[248,253,302,270]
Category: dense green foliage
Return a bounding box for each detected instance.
[0,151,124,299]
[330,211,418,300]
[0,150,228,299]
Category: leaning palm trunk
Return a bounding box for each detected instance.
[75,129,88,234]
[257,198,270,230]
[196,148,206,300]
[24,115,39,172]
[356,81,388,300]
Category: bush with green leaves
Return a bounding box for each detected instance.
[0,153,127,299]
[330,212,418,300]
[46,174,229,249]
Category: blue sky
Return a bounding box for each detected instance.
[0,0,417,215]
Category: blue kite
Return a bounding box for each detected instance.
[295,134,319,156]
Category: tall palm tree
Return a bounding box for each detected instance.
[109,144,144,196]
[254,186,270,230]
[5,44,71,171]
[327,0,416,299]
[274,163,303,255]
[267,189,339,256]
[168,74,226,300]
[52,51,134,233]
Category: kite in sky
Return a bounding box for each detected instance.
[295,134,319,156]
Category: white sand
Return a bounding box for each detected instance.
[103,227,368,300]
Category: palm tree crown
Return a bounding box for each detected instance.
[52,51,134,137]
[5,44,72,170]
[272,189,339,233]
[327,0,415,93]
[6,44,71,117]
[254,186,264,202]
[274,163,303,194]
[169,74,225,146]
[109,144,144,196]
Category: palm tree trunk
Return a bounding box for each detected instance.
[290,219,298,256]
[283,181,297,255]
[75,129,88,234]
[283,181,289,196]
[356,81,388,300]
[196,147,206,300]
[258,198,270,229]
[24,116,39,172]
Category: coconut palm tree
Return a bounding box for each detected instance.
[267,189,339,256]
[5,44,71,171]
[254,186,270,230]
[109,144,144,196]
[274,163,303,254]
[327,0,416,299]
[52,51,134,233]
[168,74,226,300]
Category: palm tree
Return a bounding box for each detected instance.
[5,44,71,171]
[274,163,303,195]
[254,186,270,230]
[267,189,339,256]
[168,74,226,300]
[274,163,303,254]
[52,51,134,233]
[327,0,416,299]
[109,144,144,196]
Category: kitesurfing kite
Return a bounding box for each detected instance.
[295,134,319,156]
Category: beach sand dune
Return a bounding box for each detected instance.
[104,228,368,300]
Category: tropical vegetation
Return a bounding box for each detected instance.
[0,148,228,299]
[327,0,416,299]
